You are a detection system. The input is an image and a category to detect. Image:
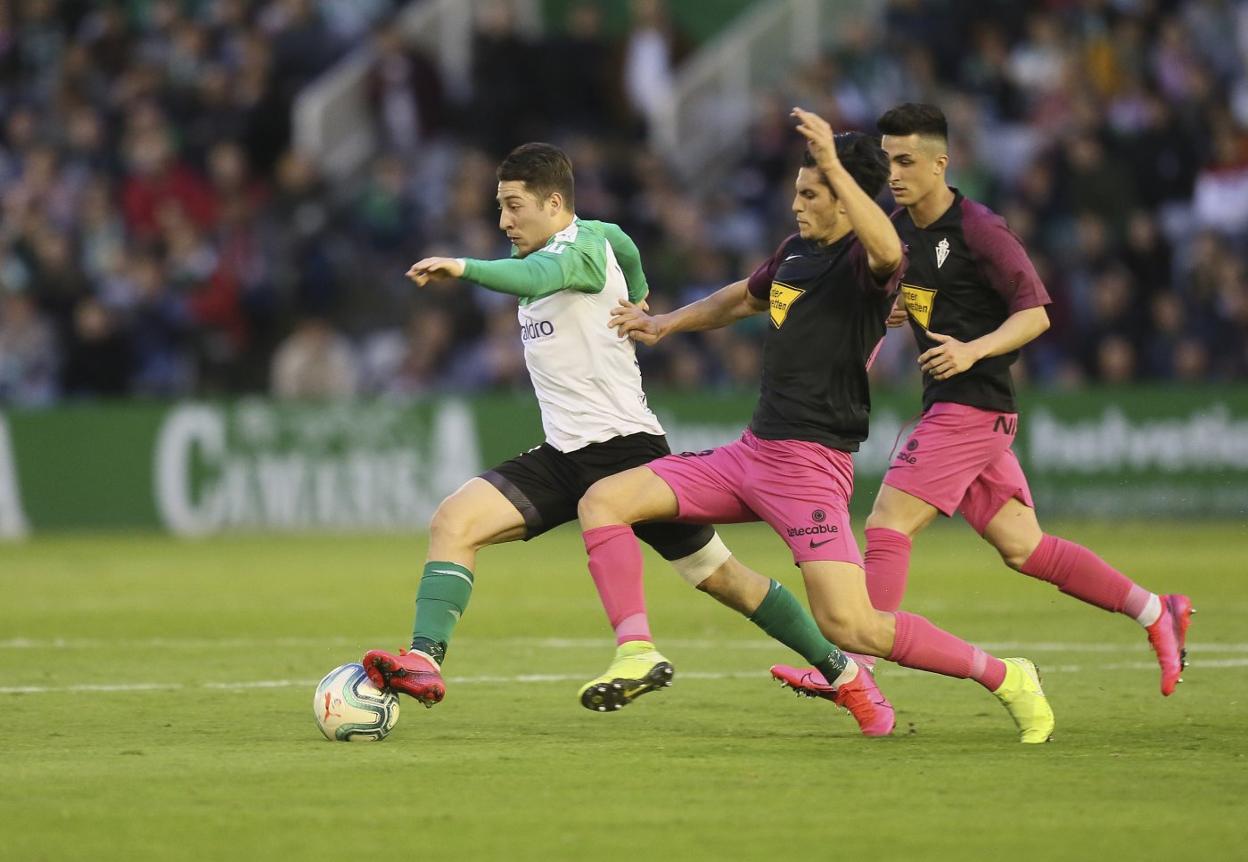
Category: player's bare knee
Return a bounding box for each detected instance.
[988,530,1042,571]
[865,495,911,534]
[864,506,895,532]
[576,481,625,527]
[428,498,480,552]
[997,539,1038,572]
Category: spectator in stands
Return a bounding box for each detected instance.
[271,316,358,399]
[0,289,58,406]
[0,0,1243,407]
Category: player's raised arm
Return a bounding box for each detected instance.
[793,107,902,277]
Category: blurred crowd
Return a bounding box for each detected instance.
[0,0,1245,406]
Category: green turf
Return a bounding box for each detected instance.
[2,522,1245,861]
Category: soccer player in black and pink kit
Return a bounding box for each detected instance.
[773,103,1193,706]
[580,108,1055,743]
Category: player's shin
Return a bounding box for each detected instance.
[583,524,652,644]
[849,527,913,671]
[410,561,475,665]
[749,578,857,686]
[887,610,1006,691]
[1019,534,1157,622]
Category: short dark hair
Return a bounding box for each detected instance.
[801,132,889,198]
[497,142,575,210]
[876,103,948,145]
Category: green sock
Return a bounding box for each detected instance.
[748,579,850,683]
[410,561,474,665]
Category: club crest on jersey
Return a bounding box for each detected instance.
[768,281,805,329]
[900,283,937,330]
[935,237,950,268]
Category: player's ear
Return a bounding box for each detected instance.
[548,191,564,214]
[933,153,949,176]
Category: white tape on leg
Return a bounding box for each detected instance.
[669,532,732,587]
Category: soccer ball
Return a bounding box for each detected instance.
[313,662,400,741]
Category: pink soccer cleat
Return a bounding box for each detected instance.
[1146,594,1194,696]
[362,647,446,707]
[771,663,895,737]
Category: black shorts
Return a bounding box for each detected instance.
[482,432,715,561]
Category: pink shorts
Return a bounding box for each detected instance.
[882,402,1034,534]
[646,429,861,566]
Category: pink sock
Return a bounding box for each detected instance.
[848,527,913,671]
[583,525,652,645]
[864,527,912,612]
[1020,534,1152,618]
[888,611,1007,691]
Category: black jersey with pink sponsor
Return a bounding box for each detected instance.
[746,232,902,452]
[893,190,1051,413]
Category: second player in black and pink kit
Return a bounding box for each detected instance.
[579,108,1056,744]
[776,103,1192,706]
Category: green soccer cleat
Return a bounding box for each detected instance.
[992,657,1055,744]
[578,640,674,712]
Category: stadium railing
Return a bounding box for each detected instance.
[651,0,881,186]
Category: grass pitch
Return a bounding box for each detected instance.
[2,521,1246,861]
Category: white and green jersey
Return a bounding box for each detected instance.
[461,218,663,452]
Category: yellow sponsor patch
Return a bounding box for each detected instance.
[769,282,805,328]
[901,283,937,330]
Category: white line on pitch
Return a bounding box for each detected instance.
[3,660,1247,695]
[1,636,1246,653]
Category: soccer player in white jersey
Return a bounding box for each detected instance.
[363,144,878,729]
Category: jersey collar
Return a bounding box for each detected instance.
[908,187,964,231]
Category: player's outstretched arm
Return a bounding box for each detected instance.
[919,306,1050,380]
[609,279,765,345]
[407,257,466,286]
[407,253,568,299]
[792,107,902,277]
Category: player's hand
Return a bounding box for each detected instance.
[886,296,909,328]
[918,332,980,380]
[609,299,663,346]
[791,107,839,172]
[406,257,465,286]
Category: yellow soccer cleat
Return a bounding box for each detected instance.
[578,640,674,712]
[992,657,1055,744]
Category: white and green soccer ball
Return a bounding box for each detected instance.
[313,663,400,741]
